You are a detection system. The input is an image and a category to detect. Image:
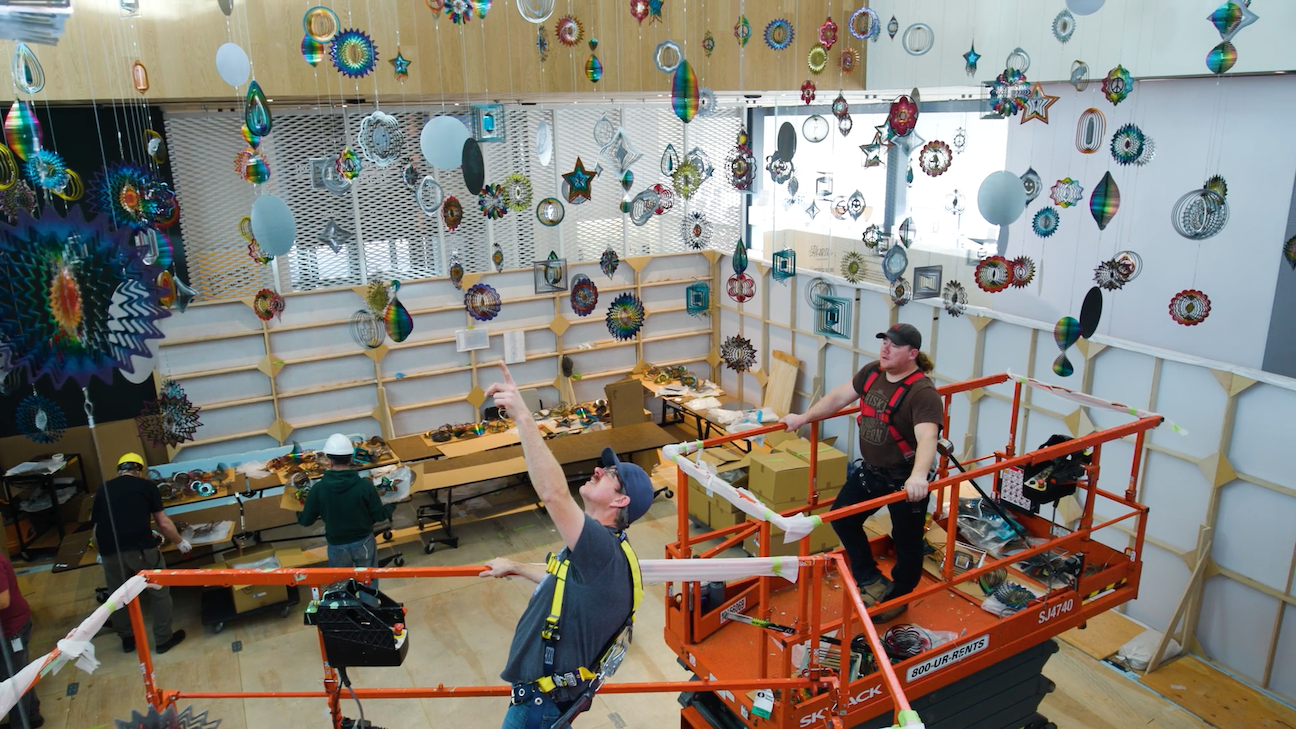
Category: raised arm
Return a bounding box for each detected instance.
[779,380,861,433]
[484,363,586,551]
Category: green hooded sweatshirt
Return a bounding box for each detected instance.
[296,469,395,545]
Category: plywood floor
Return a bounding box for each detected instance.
[11,455,1284,728]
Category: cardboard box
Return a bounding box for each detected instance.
[630,448,660,474]
[686,483,710,523]
[744,520,840,557]
[604,377,649,428]
[777,439,849,492]
[211,546,319,614]
[683,448,749,520]
[747,450,810,505]
[707,503,747,530]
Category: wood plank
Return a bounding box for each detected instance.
[435,430,520,459]
[388,433,442,462]
[1039,642,1211,728]
[1060,609,1147,661]
[1140,656,1296,729]
[763,350,801,416]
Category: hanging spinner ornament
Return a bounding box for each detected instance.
[384,280,414,342]
[1053,316,1080,376]
[245,80,272,137]
[449,250,465,289]
[600,247,619,279]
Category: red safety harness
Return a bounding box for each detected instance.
[856,367,928,461]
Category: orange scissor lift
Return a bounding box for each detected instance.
[668,372,1162,728]
[73,371,1156,728]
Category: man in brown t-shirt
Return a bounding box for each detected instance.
[781,323,942,622]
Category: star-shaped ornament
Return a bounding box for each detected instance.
[648,0,664,23]
[860,132,888,156]
[390,49,412,81]
[317,218,353,253]
[871,123,897,149]
[563,157,594,203]
[1020,82,1059,124]
[963,44,981,76]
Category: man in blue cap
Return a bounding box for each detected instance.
[480,363,652,729]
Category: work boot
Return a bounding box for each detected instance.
[857,575,892,608]
[157,630,186,654]
[873,583,910,623]
[121,635,135,653]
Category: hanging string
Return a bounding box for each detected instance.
[364,0,380,109]
[74,7,112,191]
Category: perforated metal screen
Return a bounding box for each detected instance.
[164,104,745,300]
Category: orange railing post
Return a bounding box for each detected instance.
[834,555,913,722]
[128,598,163,711]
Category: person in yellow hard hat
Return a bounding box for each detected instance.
[91,453,190,655]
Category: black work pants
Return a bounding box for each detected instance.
[1,618,40,726]
[830,463,930,596]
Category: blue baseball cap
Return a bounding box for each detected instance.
[601,447,653,524]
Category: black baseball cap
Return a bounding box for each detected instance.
[877,323,922,349]
[601,447,654,524]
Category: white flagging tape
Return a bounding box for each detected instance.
[1004,371,1187,436]
[0,575,152,718]
[661,441,820,545]
[638,557,798,584]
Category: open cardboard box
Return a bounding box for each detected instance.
[682,448,751,525]
[208,545,322,614]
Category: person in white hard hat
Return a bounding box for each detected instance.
[296,434,394,571]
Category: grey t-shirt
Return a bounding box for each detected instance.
[500,515,635,685]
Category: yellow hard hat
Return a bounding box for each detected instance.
[118,452,146,469]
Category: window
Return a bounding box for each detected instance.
[747,101,1009,268]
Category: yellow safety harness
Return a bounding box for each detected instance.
[533,531,642,694]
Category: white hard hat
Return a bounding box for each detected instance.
[323,433,354,456]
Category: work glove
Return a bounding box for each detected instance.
[177,539,193,554]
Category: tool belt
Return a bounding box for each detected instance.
[511,681,578,711]
[861,461,911,481]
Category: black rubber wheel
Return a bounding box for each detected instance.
[213,622,225,634]
[95,587,108,604]
[394,555,405,567]
[424,542,436,555]
[382,529,393,541]
[280,606,291,618]
[665,489,675,498]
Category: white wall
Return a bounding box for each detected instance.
[991,75,1296,370]
[866,0,1296,90]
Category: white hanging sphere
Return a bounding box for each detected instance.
[1066,0,1105,16]
[251,194,297,256]
[421,116,472,169]
[976,171,1027,226]
[214,42,250,87]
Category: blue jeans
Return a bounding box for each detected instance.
[327,535,379,599]
[501,697,562,729]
